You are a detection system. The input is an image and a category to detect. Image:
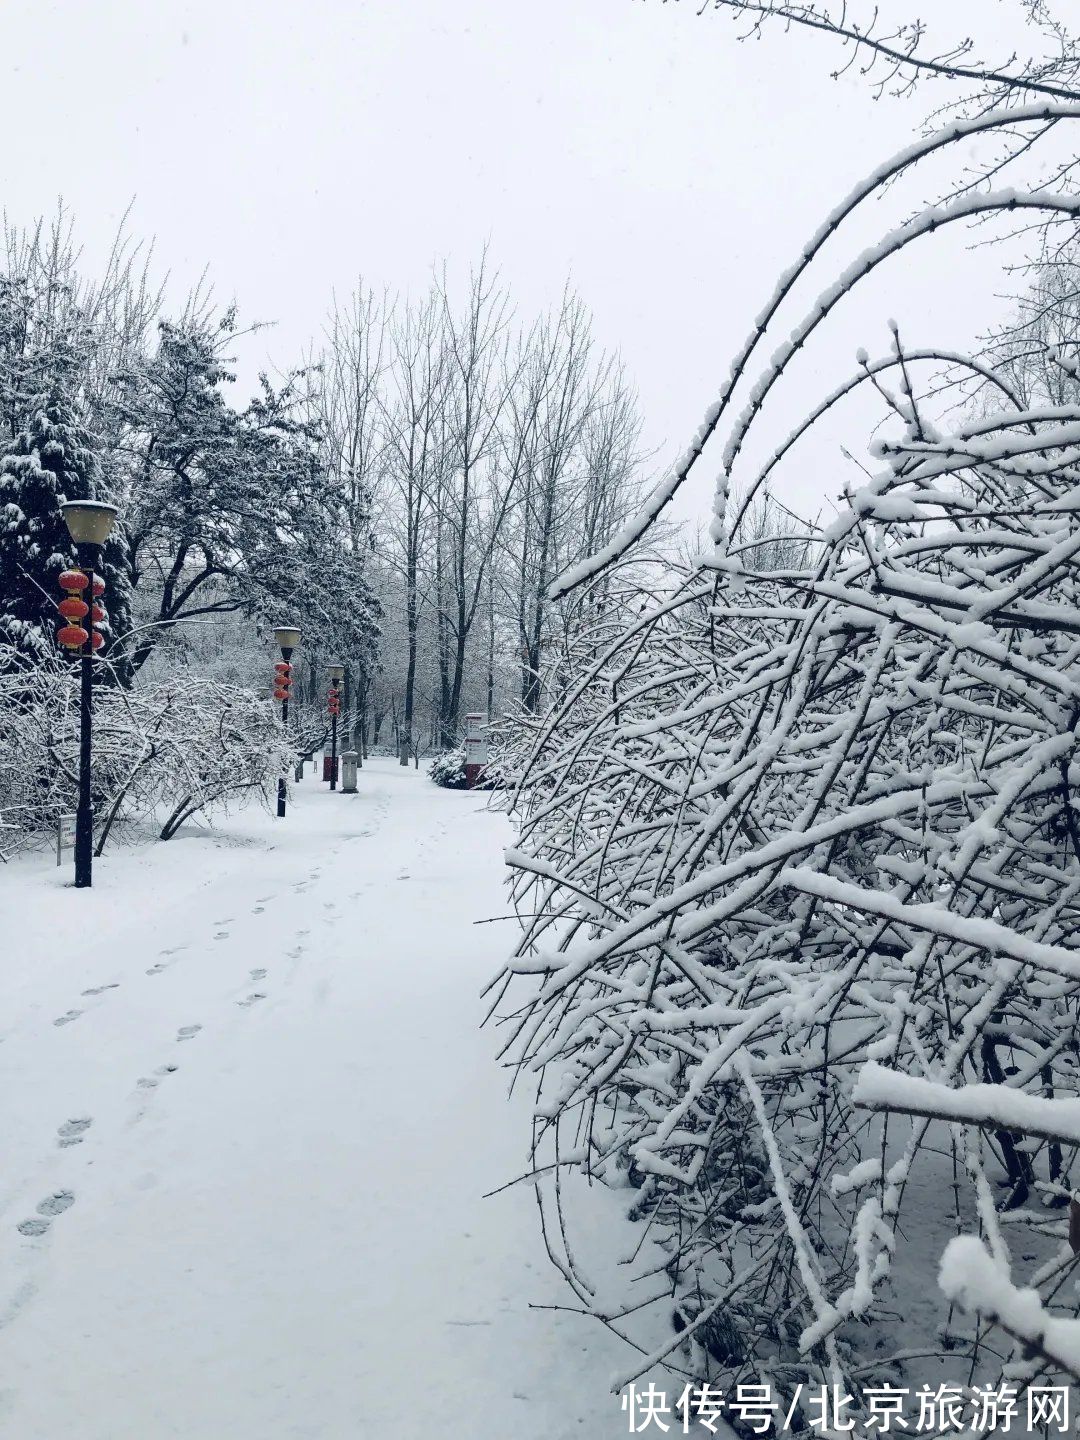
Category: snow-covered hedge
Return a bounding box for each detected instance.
[0,650,290,851]
[429,747,469,789]
[494,104,1080,1423]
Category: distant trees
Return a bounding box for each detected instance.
[0,205,649,813]
[312,261,648,761]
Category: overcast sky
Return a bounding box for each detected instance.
[0,0,1035,535]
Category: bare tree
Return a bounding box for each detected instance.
[432,254,519,744]
[381,289,447,763]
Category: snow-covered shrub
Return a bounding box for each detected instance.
[0,648,289,849]
[429,747,469,789]
[493,105,1080,1422]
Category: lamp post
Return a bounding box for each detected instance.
[59,500,119,889]
[328,663,344,791]
[273,624,301,818]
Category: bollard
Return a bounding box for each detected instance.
[341,750,358,793]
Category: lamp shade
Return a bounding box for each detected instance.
[60,500,119,546]
[328,663,345,682]
[273,625,302,651]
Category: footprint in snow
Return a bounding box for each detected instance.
[17,1191,75,1235]
[176,1025,202,1043]
[213,931,230,941]
[252,905,265,914]
[81,983,119,997]
[57,1117,92,1147]
[237,993,266,1008]
[53,1010,82,1027]
[136,1064,178,1090]
[250,968,267,981]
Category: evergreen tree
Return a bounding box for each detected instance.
[0,385,131,670]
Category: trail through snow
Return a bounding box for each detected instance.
[0,759,653,1440]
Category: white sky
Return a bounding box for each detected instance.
[0,0,1041,535]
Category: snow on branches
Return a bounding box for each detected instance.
[0,647,289,850]
[494,113,1080,1425]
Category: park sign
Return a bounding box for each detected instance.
[464,713,488,788]
[56,812,77,868]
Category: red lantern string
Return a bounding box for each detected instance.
[58,624,89,650]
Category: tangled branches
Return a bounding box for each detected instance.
[0,648,288,850]
[492,110,1080,1426]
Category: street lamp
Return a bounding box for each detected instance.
[60,500,119,889]
[273,624,301,818]
[327,663,344,791]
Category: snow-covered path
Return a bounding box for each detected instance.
[0,760,640,1440]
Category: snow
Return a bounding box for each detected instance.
[0,759,664,1440]
[939,1237,1080,1380]
[853,1062,1080,1144]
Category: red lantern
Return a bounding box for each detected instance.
[90,631,104,651]
[57,624,89,650]
[91,603,106,625]
[59,569,88,593]
[274,661,291,675]
[91,577,105,598]
[58,597,89,621]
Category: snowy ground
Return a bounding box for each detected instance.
[0,758,677,1440]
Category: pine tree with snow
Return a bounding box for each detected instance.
[0,387,131,669]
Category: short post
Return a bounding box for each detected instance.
[464,712,489,789]
[341,750,358,794]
